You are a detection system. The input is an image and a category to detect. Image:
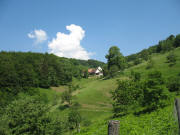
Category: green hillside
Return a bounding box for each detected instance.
[0,40,180,134]
[39,47,180,135]
[73,48,180,135]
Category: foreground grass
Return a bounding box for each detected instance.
[75,102,178,135]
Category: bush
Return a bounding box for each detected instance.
[143,71,170,110]
[68,109,82,132]
[167,76,180,92]
[112,79,143,117]
[0,95,65,135]
[130,70,141,82]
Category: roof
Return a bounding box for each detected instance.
[88,68,96,73]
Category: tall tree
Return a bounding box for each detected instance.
[105,46,126,71]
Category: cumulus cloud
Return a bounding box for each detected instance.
[48,24,91,60]
[28,29,47,44]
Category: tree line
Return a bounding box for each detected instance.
[0,52,104,107]
[126,34,180,67]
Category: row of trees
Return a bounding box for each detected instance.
[0,51,103,107]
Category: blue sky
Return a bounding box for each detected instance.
[0,0,180,62]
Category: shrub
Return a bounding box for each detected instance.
[143,71,170,110]
[167,76,180,92]
[0,95,65,135]
[112,79,143,117]
[68,109,82,132]
[130,70,141,81]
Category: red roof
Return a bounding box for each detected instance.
[88,68,96,73]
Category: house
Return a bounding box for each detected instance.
[88,66,103,76]
[88,68,96,75]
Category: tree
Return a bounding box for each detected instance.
[143,71,170,110]
[109,65,119,78]
[156,41,163,53]
[68,109,82,133]
[174,34,180,48]
[167,35,175,41]
[167,76,180,92]
[140,49,149,61]
[83,69,89,78]
[106,46,126,70]
[112,79,143,117]
[0,95,65,135]
[102,64,109,77]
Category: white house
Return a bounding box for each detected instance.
[95,66,103,76]
[88,66,103,76]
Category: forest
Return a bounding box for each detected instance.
[0,33,180,135]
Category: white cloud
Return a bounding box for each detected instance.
[28,29,47,44]
[48,24,91,60]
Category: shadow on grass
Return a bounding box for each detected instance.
[134,108,155,116]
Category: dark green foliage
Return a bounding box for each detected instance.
[112,79,143,117]
[133,58,142,65]
[102,64,108,77]
[130,70,141,82]
[166,52,177,66]
[0,95,65,135]
[112,71,171,117]
[83,69,89,78]
[109,65,119,78]
[143,71,170,110]
[174,34,180,48]
[0,51,104,108]
[68,109,82,132]
[87,59,105,68]
[126,54,137,62]
[105,46,126,78]
[167,76,180,92]
[140,49,149,61]
[69,59,105,68]
[106,46,126,71]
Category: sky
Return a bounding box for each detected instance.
[0,0,180,62]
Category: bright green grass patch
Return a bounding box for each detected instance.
[125,47,180,79]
